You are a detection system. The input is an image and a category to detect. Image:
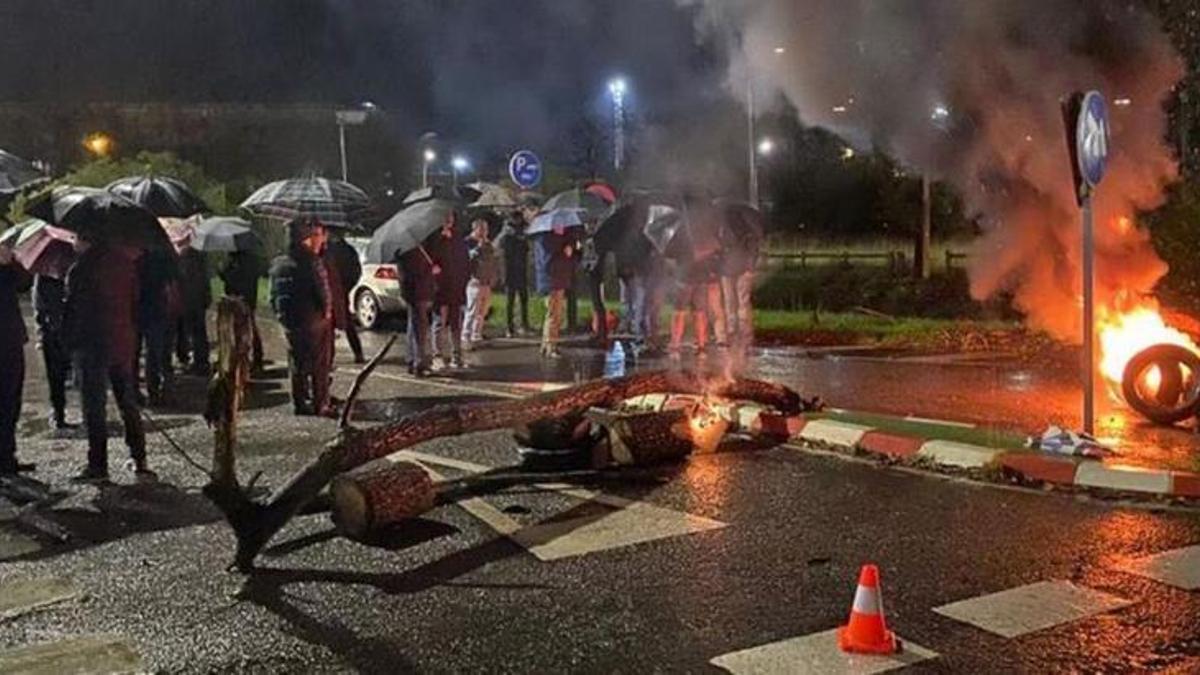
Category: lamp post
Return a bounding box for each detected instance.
[335,107,370,182]
[608,77,628,172]
[747,47,786,209]
[451,155,470,189]
[422,148,437,189]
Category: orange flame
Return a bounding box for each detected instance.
[1097,305,1199,390]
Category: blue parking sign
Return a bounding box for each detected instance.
[508,150,542,189]
[1076,91,1109,189]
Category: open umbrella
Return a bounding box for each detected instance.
[527,208,584,236]
[0,149,48,197]
[2,219,77,278]
[192,216,261,253]
[465,182,518,210]
[26,186,172,251]
[240,176,372,229]
[106,176,209,218]
[584,181,618,205]
[644,203,722,261]
[365,199,457,264]
[541,188,614,222]
[401,184,469,207]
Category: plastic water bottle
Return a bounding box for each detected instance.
[604,340,626,379]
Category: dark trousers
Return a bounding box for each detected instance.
[506,283,530,333]
[287,322,334,414]
[79,354,146,472]
[589,268,607,343]
[406,301,432,369]
[180,308,210,370]
[0,343,23,471]
[566,285,578,333]
[41,333,69,421]
[140,318,169,398]
[341,311,364,362]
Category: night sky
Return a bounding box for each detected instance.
[0,0,729,155]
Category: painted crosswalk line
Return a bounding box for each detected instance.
[1114,545,1200,590]
[710,628,937,674]
[0,577,79,620]
[933,580,1132,638]
[395,450,726,561]
[0,634,142,674]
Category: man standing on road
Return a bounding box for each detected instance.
[540,224,579,359]
[177,246,211,376]
[0,244,32,475]
[138,248,179,406]
[497,209,533,337]
[219,250,267,373]
[323,233,366,364]
[64,237,152,482]
[431,212,468,369]
[270,220,335,416]
[399,239,437,377]
[718,203,763,352]
[33,271,76,434]
[462,218,499,350]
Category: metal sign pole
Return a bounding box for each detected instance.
[338,122,349,182]
[1082,194,1095,434]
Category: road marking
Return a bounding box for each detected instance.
[395,450,726,561]
[933,580,1132,638]
[799,420,872,448]
[1114,545,1200,590]
[0,528,42,561]
[916,440,999,469]
[339,368,522,400]
[710,628,937,674]
[0,634,143,674]
[0,577,79,621]
[1074,462,1172,494]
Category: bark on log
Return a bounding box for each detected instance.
[331,461,436,539]
[206,370,803,571]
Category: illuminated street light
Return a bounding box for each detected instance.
[83,132,114,158]
[931,104,951,122]
[451,155,470,188]
[757,138,776,157]
[773,46,786,55]
[841,146,856,161]
[608,77,628,171]
[422,148,437,188]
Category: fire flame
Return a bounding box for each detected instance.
[1097,305,1199,389]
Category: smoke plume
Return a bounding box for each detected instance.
[689,0,1183,339]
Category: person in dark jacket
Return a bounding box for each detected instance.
[64,238,152,482]
[496,210,533,336]
[323,234,365,364]
[270,219,335,416]
[33,272,76,433]
[138,249,178,406]
[431,212,469,369]
[0,244,33,475]
[177,247,211,375]
[399,241,437,377]
[717,203,763,350]
[219,250,266,372]
[462,218,499,349]
[538,225,579,358]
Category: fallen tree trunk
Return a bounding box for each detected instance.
[331,460,436,539]
[206,369,803,571]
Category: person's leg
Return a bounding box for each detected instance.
[312,324,335,414]
[590,269,607,343]
[406,304,420,370]
[0,344,23,472]
[566,285,578,334]
[287,336,311,414]
[249,309,265,370]
[721,275,738,346]
[79,353,110,475]
[707,282,728,347]
[475,285,492,341]
[344,310,365,363]
[519,284,532,333]
[174,317,190,366]
[109,365,147,470]
[189,310,210,373]
[630,276,647,346]
[737,270,754,347]
[669,285,689,356]
[463,280,481,346]
[144,319,166,402]
[448,303,464,364]
[542,291,563,354]
[618,278,631,333]
[43,334,68,424]
[415,301,433,369]
[431,303,448,363]
[505,284,517,336]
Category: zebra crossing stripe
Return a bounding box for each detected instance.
[1114,545,1200,590]
[933,580,1132,638]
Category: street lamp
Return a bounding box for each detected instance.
[83,132,114,158]
[607,77,628,172]
[422,148,437,189]
[335,105,371,182]
[747,46,788,208]
[451,155,470,189]
[757,138,776,157]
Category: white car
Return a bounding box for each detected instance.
[345,237,406,330]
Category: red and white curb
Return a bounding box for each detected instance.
[780,416,1200,499]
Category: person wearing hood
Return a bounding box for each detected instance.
[269,219,335,416]
[0,243,32,475]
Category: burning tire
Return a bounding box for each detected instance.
[1121,343,1200,425]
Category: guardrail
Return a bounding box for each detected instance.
[761,250,969,272]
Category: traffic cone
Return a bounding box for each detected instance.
[837,564,901,655]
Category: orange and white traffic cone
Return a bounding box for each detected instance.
[837,564,901,655]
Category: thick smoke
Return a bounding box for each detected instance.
[689,0,1183,339]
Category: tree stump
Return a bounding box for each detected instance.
[331,460,436,539]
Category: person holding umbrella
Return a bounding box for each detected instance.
[219,250,267,373]
[539,222,580,359]
[497,206,534,337]
[270,219,336,416]
[323,232,366,364]
[431,212,469,369]
[0,242,32,475]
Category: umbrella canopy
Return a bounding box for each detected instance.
[240,176,372,229]
[644,203,722,261]
[193,216,261,253]
[0,149,48,196]
[584,181,618,205]
[644,205,683,256]
[465,182,518,210]
[541,188,613,222]
[365,199,457,264]
[106,176,209,218]
[26,186,172,251]
[528,208,584,236]
[401,184,469,207]
[3,219,77,278]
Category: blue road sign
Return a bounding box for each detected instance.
[1076,91,1109,189]
[508,150,543,189]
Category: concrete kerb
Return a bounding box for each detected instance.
[782,415,1200,501]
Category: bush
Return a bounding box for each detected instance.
[1148,179,1200,312]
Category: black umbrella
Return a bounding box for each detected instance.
[365,199,457,264]
[0,149,48,196]
[542,188,614,222]
[240,176,372,229]
[106,175,209,218]
[401,184,470,207]
[192,216,261,253]
[26,186,172,251]
[643,202,722,262]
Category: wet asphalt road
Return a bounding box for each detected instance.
[0,317,1198,673]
